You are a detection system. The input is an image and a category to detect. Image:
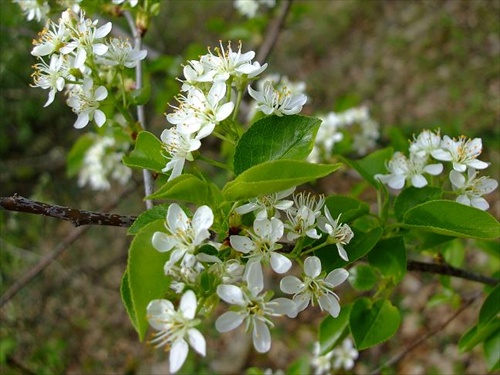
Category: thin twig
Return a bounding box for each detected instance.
[369,291,482,375]
[256,0,293,64]
[0,186,137,308]
[124,10,154,210]
[0,195,137,227]
[407,260,498,286]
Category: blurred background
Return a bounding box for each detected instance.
[1,0,499,374]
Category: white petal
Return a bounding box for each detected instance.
[325,268,349,287]
[235,202,258,215]
[93,110,106,127]
[170,339,189,373]
[94,86,108,101]
[423,163,443,176]
[167,204,189,232]
[270,298,297,318]
[192,205,214,231]
[179,290,197,319]
[449,170,465,188]
[293,293,311,312]
[470,196,489,210]
[152,232,175,252]
[280,276,303,294]
[388,175,405,190]
[253,320,271,353]
[304,256,322,278]
[319,294,341,317]
[74,48,87,69]
[229,235,255,254]
[245,260,264,296]
[215,311,245,332]
[95,22,112,38]
[270,252,292,274]
[431,149,452,161]
[74,112,89,129]
[187,328,206,356]
[456,194,471,206]
[216,284,246,306]
[336,243,349,262]
[411,174,428,188]
[468,159,489,170]
[215,102,235,122]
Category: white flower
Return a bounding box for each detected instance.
[285,192,325,241]
[169,82,234,139]
[375,152,443,190]
[31,18,71,56]
[59,10,112,69]
[201,41,267,83]
[449,169,498,210]
[215,265,296,353]
[235,187,295,220]
[331,338,359,371]
[31,54,69,107]
[311,342,334,375]
[77,135,131,190]
[234,0,259,18]
[230,217,292,279]
[160,128,201,180]
[147,290,206,374]
[308,112,345,162]
[318,208,354,262]
[165,253,205,293]
[66,78,108,129]
[96,37,147,68]
[248,80,307,116]
[152,204,214,271]
[431,135,489,172]
[280,256,348,317]
[409,129,442,158]
[14,0,50,22]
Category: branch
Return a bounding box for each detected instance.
[1,196,498,287]
[0,186,137,308]
[124,10,154,210]
[256,0,293,64]
[407,259,498,286]
[0,195,137,227]
[369,291,481,375]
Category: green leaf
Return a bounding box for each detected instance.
[127,220,171,340]
[316,226,383,272]
[324,195,370,223]
[287,355,310,375]
[148,174,223,207]
[66,134,95,177]
[222,160,341,201]
[367,236,407,283]
[404,200,500,240]
[319,304,352,354]
[459,319,500,352]
[122,131,165,173]
[130,84,151,106]
[349,264,379,291]
[394,186,442,221]
[350,298,401,350]
[341,147,393,187]
[128,204,169,235]
[479,284,500,329]
[120,270,138,331]
[233,115,321,174]
[484,333,500,371]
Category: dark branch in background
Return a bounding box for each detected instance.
[0,186,137,308]
[407,260,498,286]
[369,291,481,375]
[256,0,293,64]
[0,195,137,227]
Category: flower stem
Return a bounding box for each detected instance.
[198,155,230,171]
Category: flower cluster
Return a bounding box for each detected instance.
[233,0,276,18]
[310,339,359,375]
[30,9,146,128]
[148,189,352,372]
[161,41,268,180]
[13,0,50,22]
[309,106,380,162]
[375,130,498,210]
[77,134,132,190]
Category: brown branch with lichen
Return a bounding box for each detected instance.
[0,194,137,227]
